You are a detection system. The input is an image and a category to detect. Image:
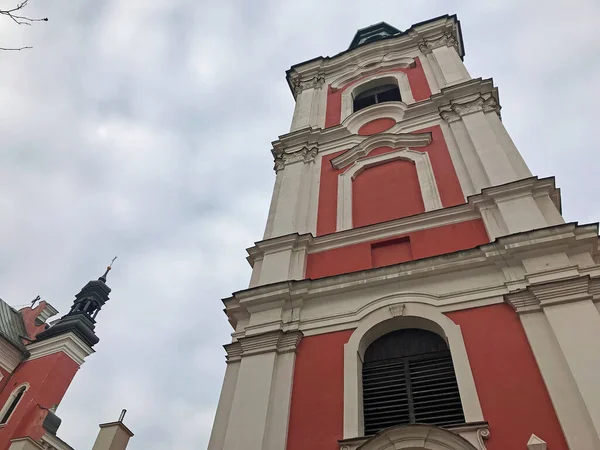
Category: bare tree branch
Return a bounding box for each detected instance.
[0,0,48,50]
[0,46,32,50]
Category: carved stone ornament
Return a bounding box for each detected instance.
[418,32,459,54]
[272,145,319,171]
[389,303,405,317]
[439,94,500,122]
[290,72,326,98]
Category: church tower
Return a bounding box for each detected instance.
[208,15,600,450]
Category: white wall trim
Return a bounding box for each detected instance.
[343,301,484,438]
[331,132,432,169]
[340,72,415,123]
[0,337,23,373]
[341,101,407,135]
[337,148,442,231]
[26,333,94,366]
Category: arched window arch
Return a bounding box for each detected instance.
[0,384,28,425]
[352,78,401,113]
[362,328,464,435]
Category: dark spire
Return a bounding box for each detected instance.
[35,259,117,347]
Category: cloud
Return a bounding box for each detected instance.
[0,0,599,448]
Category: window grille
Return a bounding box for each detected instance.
[353,84,401,112]
[362,329,465,436]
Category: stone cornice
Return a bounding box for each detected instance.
[228,222,600,329]
[246,177,561,264]
[224,330,303,362]
[26,332,94,366]
[286,15,463,96]
[418,31,460,54]
[439,93,500,122]
[330,132,432,169]
[272,144,318,172]
[0,336,24,373]
[506,275,600,314]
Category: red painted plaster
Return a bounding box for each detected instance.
[0,353,79,446]
[286,306,568,450]
[306,219,489,279]
[316,126,464,236]
[357,118,396,136]
[19,301,53,339]
[353,159,425,228]
[324,58,431,128]
[287,330,353,450]
[447,304,568,450]
[371,238,413,268]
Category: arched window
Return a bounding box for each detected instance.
[0,384,27,425]
[362,328,464,435]
[353,84,401,112]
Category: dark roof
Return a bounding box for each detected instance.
[286,14,464,94]
[0,299,27,351]
[348,22,401,50]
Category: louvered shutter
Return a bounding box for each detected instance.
[362,329,465,436]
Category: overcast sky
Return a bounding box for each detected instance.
[0,0,599,449]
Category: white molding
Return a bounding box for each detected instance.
[341,101,407,135]
[0,337,23,373]
[331,132,432,169]
[336,148,442,231]
[330,57,416,90]
[40,433,75,450]
[26,333,94,366]
[527,434,547,450]
[343,302,484,438]
[340,71,415,122]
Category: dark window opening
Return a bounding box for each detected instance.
[362,329,464,436]
[0,387,26,424]
[353,84,401,113]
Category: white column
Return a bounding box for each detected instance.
[518,311,600,450]
[495,195,548,234]
[221,331,302,450]
[460,110,518,186]
[290,88,314,132]
[543,300,600,440]
[431,45,470,86]
[267,148,318,240]
[207,360,241,450]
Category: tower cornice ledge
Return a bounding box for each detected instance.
[247,177,562,265]
[286,15,464,97]
[271,78,498,168]
[227,222,600,331]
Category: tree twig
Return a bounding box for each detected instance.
[0,0,48,50]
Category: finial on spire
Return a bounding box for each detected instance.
[99,256,117,282]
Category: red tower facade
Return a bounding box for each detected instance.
[209,15,600,450]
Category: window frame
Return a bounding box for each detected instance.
[0,383,29,426]
[342,301,484,439]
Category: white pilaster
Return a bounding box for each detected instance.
[431,45,470,86]
[220,331,302,450]
[516,310,600,450]
[507,277,600,447]
[207,360,241,450]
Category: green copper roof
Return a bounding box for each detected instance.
[0,299,27,351]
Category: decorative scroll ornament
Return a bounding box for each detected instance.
[418,32,459,54]
[272,145,319,171]
[477,427,491,449]
[290,72,326,98]
[439,94,501,122]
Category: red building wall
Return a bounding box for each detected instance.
[0,353,79,446]
[307,219,489,279]
[285,305,568,450]
[316,126,465,236]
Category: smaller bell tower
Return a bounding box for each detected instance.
[0,264,117,448]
